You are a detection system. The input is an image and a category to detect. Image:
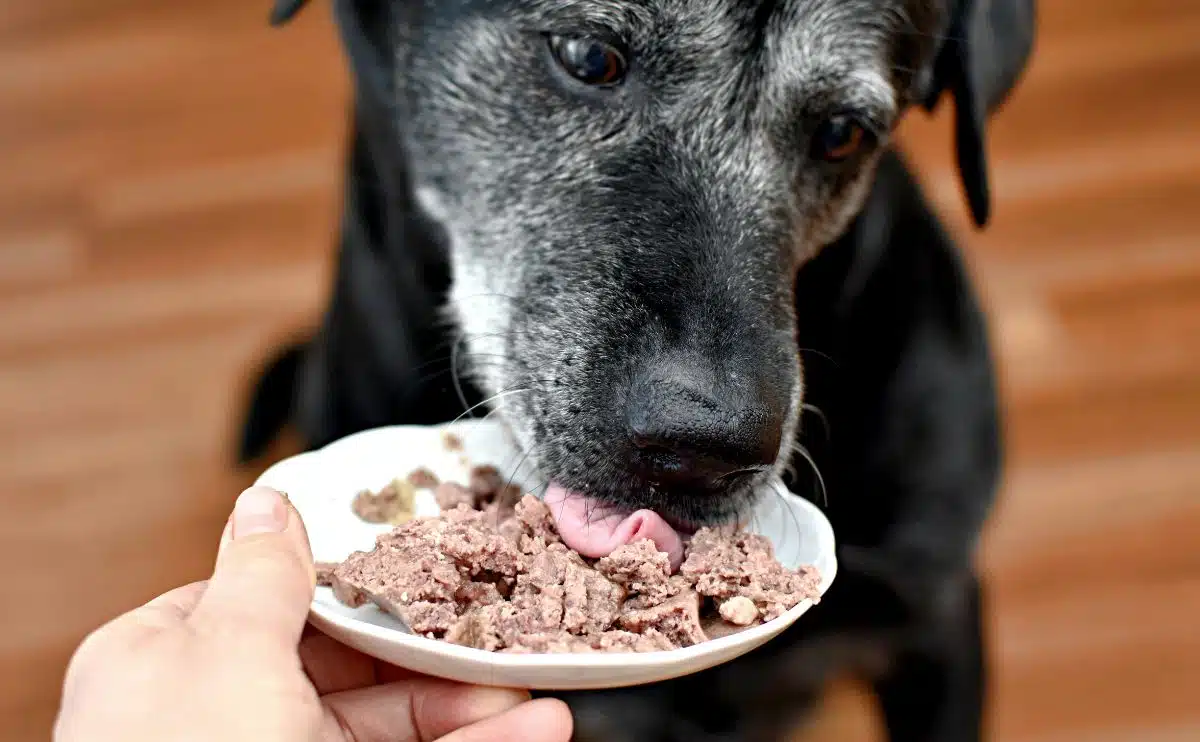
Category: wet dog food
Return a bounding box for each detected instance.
[442,432,463,451]
[326,463,821,653]
[406,467,440,490]
[351,479,418,525]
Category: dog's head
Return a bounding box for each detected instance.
[274,0,1033,539]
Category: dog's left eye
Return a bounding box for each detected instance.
[548,35,627,86]
[811,115,869,162]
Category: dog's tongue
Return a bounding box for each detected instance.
[544,485,685,571]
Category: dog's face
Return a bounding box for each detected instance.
[395,0,945,527]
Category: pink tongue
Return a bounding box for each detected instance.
[544,485,685,571]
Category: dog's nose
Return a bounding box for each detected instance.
[625,362,783,488]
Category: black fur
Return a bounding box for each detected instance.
[920,0,1037,226]
[237,339,308,461]
[238,1,1035,740]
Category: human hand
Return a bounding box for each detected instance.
[54,486,573,742]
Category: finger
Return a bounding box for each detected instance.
[215,514,233,560]
[439,699,573,742]
[319,680,531,742]
[299,629,417,693]
[300,631,378,695]
[190,486,316,646]
[376,659,416,685]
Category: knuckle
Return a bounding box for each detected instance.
[68,617,125,666]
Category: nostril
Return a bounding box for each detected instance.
[631,434,680,458]
[630,422,683,461]
[625,362,785,485]
[629,409,777,467]
[635,443,687,471]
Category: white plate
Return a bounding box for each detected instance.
[255,419,837,690]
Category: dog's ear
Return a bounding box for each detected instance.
[268,0,394,102]
[918,0,1036,228]
[270,0,310,25]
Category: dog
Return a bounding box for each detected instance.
[238,1,1035,740]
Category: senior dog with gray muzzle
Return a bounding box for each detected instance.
[238,1,1035,740]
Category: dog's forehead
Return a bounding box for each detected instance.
[502,0,931,47]
[482,0,941,108]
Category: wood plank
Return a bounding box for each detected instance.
[1,1,1196,741]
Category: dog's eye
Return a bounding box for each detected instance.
[548,35,627,86]
[811,116,868,162]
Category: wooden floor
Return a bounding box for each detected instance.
[1,2,1196,741]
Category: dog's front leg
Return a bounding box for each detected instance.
[873,571,987,742]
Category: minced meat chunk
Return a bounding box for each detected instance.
[618,592,709,648]
[681,528,821,621]
[326,467,821,652]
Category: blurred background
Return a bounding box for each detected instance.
[1,1,1197,741]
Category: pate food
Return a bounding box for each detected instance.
[325,463,821,653]
[350,478,419,525]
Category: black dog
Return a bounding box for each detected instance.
[239,1,1035,740]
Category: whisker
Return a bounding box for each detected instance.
[450,333,475,417]
[798,347,839,368]
[713,465,773,486]
[772,483,805,556]
[801,402,831,442]
[449,388,532,425]
[410,358,558,394]
[479,402,508,423]
[503,438,536,493]
[424,330,508,357]
[790,442,828,508]
[409,351,515,376]
[449,292,521,304]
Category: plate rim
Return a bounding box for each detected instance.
[255,420,838,671]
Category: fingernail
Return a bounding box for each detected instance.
[232,486,288,538]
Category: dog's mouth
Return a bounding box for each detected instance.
[543,484,691,571]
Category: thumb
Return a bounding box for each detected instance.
[190,486,317,646]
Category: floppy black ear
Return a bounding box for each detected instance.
[921,0,1036,228]
[267,0,394,103]
[270,0,310,25]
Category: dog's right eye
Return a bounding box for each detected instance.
[548,35,627,87]
[810,115,870,163]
